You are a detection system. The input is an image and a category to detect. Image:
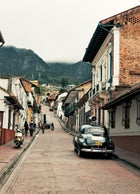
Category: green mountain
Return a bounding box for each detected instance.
[0,46,92,85]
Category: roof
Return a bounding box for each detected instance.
[83,24,112,62]
[4,94,23,109]
[63,79,91,105]
[56,92,68,101]
[71,79,91,91]
[83,6,139,62]
[63,90,79,104]
[102,82,140,110]
[76,93,88,108]
[20,77,39,87]
[0,31,5,46]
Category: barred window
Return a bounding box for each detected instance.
[121,102,131,129]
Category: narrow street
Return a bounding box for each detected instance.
[1,105,140,194]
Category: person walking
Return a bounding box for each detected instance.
[29,120,34,137]
[24,121,29,136]
[41,123,45,134]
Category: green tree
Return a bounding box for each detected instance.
[61,77,68,88]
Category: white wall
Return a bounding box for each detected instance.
[0,78,9,90]
[110,99,140,136]
[0,90,9,128]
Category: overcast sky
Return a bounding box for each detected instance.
[0,0,139,63]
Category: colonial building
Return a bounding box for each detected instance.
[83,6,140,153]
[0,76,40,145]
[102,82,140,155]
[63,80,91,131]
[83,6,140,125]
[0,77,27,144]
[54,92,68,119]
[20,77,41,127]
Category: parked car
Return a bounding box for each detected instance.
[73,124,115,157]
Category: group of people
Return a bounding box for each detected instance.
[24,120,35,137]
[24,120,55,135]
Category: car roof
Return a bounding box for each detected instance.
[80,124,92,129]
[80,124,105,129]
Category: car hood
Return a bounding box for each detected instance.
[81,134,106,143]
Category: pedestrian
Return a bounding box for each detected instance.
[29,120,34,137]
[24,121,29,136]
[50,122,54,131]
[41,123,45,134]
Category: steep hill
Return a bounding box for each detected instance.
[0,46,92,85]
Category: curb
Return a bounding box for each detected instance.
[112,153,140,170]
[0,130,39,188]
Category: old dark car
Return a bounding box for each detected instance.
[73,124,115,157]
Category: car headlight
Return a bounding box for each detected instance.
[79,138,87,146]
[79,138,85,143]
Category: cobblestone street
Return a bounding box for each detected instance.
[1,106,140,193]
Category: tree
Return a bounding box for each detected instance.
[61,77,68,88]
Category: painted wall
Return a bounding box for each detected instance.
[111,100,140,136]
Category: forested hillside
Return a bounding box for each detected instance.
[0,46,92,85]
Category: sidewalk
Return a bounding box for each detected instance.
[114,147,140,169]
[0,129,39,186]
[59,119,140,170]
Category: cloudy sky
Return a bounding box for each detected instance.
[0,0,139,63]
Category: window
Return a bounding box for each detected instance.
[109,108,116,128]
[100,65,102,81]
[121,102,131,129]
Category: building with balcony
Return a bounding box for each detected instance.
[63,80,91,131]
[83,6,140,126]
[0,76,40,145]
[83,6,140,154]
[0,77,27,144]
[102,82,140,155]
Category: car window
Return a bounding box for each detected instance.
[85,127,105,136]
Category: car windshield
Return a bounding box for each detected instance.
[85,127,105,136]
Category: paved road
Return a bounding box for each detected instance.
[1,106,140,193]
